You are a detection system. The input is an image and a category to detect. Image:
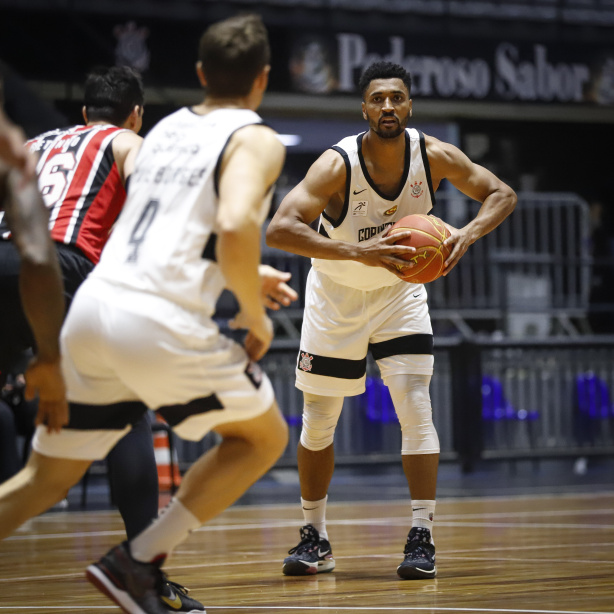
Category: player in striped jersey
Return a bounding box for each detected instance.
[0,66,143,378]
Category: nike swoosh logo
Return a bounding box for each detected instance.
[413,293,422,298]
[161,592,182,609]
[412,507,426,511]
[318,548,330,557]
[353,188,367,195]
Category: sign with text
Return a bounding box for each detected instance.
[1,10,612,106]
[289,33,614,105]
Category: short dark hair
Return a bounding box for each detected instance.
[84,66,144,126]
[359,61,412,99]
[198,14,270,98]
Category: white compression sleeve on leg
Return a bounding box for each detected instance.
[385,373,440,455]
[299,393,344,452]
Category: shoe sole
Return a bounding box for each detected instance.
[86,564,149,614]
[396,565,437,580]
[282,558,335,576]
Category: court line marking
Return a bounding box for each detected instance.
[3,542,613,584]
[194,608,614,614]
[0,607,613,613]
[8,515,614,542]
[25,490,614,522]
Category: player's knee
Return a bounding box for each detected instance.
[249,402,289,463]
[299,393,344,452]
[385,373,440,455]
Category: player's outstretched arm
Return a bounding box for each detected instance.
[2,168,68,431]
[426,135,517,276]
[217,125,285,360]
[266,149,415,272]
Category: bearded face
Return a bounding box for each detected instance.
[362,78,411,139]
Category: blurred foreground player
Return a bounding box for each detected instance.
[0,14,288,614]
[0,99,66,428]
[267,61,516,580]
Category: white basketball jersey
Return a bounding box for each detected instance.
[91,107,269,314]
[313,128,435,291]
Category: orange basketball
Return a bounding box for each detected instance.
[389,214,452,284]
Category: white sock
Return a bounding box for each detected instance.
[130,498,201,563]
[411,499,436,534]
[301,495,328,540]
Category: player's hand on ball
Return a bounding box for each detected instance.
[442,224,473,276]
[355,228,417,275]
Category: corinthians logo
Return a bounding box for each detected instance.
[298,352,314,372]
[410,181,423,198]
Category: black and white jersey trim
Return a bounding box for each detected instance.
[213,121,265,198]
[322,145,351,228]
[418,130,437,207]
[357,131,411,202]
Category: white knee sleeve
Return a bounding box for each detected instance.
[384,374,440,455]
[300,393,344,451]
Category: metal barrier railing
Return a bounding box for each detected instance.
[174,336,614,473]
[262,192,593,337]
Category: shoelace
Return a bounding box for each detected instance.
[288,525,320,555]
[403,529,433,559]
[161,573,191,595]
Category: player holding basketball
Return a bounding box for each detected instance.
[266,61,516,580]
[0,14,288,614]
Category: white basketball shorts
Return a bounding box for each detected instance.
[296,268,434,397]
[33,278,275,460]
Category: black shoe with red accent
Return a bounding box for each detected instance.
[282,524,335,576]
[397,527,437,580]
[86,541,169,614]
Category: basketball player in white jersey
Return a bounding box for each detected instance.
[267,61,517,580]
[0,14,288,614]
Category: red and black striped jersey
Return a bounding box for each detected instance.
[0,124,127,264]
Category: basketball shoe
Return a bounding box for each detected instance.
[282,524,335,575]
[86,541,170,614]
[397,527,437,580]
[160,575,206,613]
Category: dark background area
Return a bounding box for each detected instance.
[1,0,613,330]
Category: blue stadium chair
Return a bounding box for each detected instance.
[576,373,613,419]
[481,375,539,422]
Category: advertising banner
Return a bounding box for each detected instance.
[1,10,612,106]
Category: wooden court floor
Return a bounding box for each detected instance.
[0,492,613,613]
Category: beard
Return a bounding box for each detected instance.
[371,114,409,139]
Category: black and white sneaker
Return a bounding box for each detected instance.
[86,541,169,614]
[397,527,437,580]
[282,524,335,576]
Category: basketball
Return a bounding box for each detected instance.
[389,214,452,284]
